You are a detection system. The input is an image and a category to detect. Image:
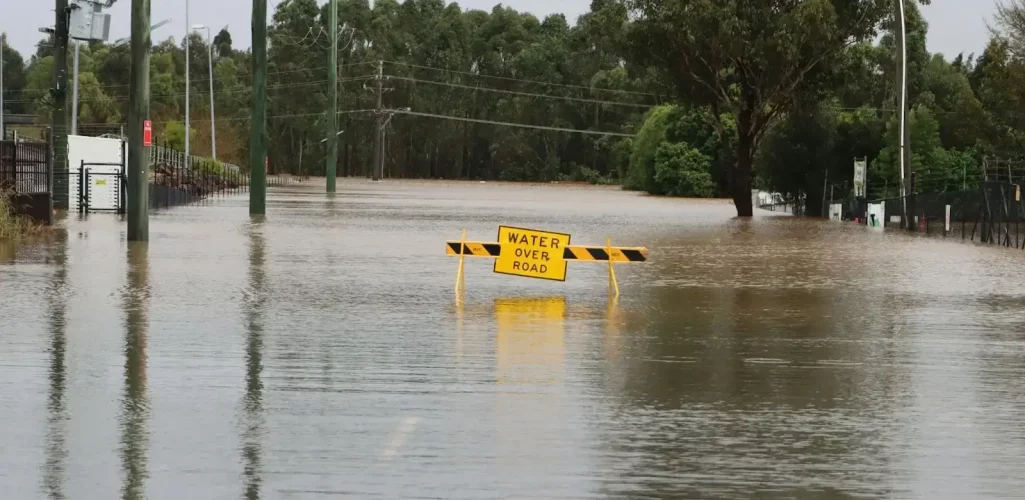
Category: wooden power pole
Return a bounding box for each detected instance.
[250,0,267,215]
[127,0,152,241]
[326,0,338,193]
[52,0,71,210]
[372,60,383,181]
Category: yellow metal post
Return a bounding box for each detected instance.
[455,229,467,293]
[606,236,619,299]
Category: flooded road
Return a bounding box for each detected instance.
[2,180,1025,499]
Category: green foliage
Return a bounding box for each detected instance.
[6,0,1020,205]
[195,158,228,177]
[653,142,714,197]
[625,105,673,193]
[625,104,727,196]
[621,0,928,214]
[164,122,197,152]
[579,166,617,185]
[1,37,27,115]
[875,104,948,197]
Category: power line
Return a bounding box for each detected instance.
[72,108,379,127]
[390,109,635,137]
[383,60,658,98]
[3,61,378,97]
[5,75,377,104]
[385,74,653,109]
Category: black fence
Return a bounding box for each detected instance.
[149,165,251,210]
[0,138,51,195]
[832,181,1025,249]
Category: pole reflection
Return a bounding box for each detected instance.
[120,242,150,500]
[42,232,69,500]
[240,218,266,500]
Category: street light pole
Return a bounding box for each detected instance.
[896,0,912,230]
[193,24,215,161]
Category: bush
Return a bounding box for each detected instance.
[579,166,617,185]
[164,121,197,151]
[625,105,675,193]
[195,158,227,177]
[653,142,715,197]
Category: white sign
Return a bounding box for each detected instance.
[853,159,867,197]
[867,203,885,228]
[829,203,843,221]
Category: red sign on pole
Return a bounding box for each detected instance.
[143,120,153,147]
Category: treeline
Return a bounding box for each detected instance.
[4,1,1025,214]
[0,0,660,183]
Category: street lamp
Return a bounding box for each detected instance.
[192,24,216,161]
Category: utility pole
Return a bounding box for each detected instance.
[53,0,71,210]
[127,0,151,241]
[1,32,5,139]
[184,0,190,160]
[326,0,338,192]
[250,0,267,215]
[372,60,383,181]
[208,32,215,161]
[821,169,829,218]
[71,41,79,135]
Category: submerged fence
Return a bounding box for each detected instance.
[830,181,1025,249]
[0,137,50,195]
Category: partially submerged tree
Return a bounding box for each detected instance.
[623,0,928,216]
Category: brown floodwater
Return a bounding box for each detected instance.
[2,179,1025,499]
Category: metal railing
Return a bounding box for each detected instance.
[149,145,241,173]
[0,137,51,195]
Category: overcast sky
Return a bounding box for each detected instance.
[0,0,1000,61]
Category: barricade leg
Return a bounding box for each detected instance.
[607,236,619,299]
[455,229,467,293]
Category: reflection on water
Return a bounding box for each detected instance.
[120,243,149,500]
[42,233,68,500]
[495,297,566,386]
[241,218,266,500]
[0,241,14,264]
[494,297,567,479]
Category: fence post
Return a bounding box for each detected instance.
[78,161,84,214]
[84,169,90,214]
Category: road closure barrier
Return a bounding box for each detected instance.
[446,225,648,297]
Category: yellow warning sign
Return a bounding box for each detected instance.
[493,226,570,281]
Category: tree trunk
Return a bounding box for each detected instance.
[731,130,755,217]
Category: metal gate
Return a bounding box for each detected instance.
[74,161,126,214]
[81,165,125,213]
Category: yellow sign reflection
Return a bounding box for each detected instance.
[495,297,566,386]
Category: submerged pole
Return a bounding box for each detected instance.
[127,0,152,241]
[249,0,267,215]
